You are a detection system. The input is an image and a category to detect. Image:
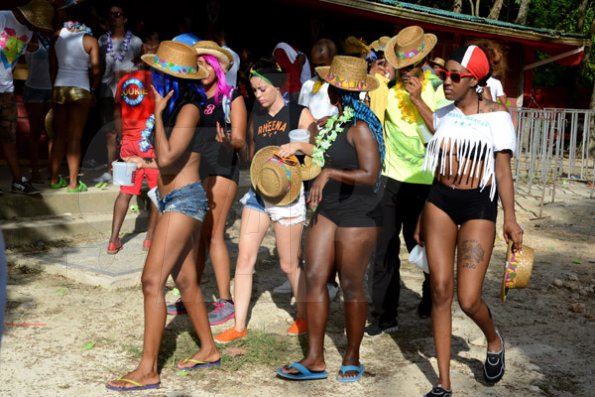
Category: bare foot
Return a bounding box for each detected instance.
[177,349,221,370]
[279,358,326,375]
[106,368,160,391]
[337,360,364,381]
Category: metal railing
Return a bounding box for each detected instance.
[510,107,595,215]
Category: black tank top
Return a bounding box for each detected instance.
[164,92,203,153]
[252,102,304,152]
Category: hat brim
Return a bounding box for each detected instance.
[385,33,437,70]
[194,48,233,72]
[15,8,54,32]
[300,155,321,181]
[501,243,535,303]
[141,53,208,80]
[250,146,302,206]
[315,66,379,92]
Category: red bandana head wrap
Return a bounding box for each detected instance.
[447,45,491,86]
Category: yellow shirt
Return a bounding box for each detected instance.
[368,72,390,126]
[383,73,449,184]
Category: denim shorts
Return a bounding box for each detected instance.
[155,182,209,222]
[240,187,306,225]
[23,86,52,103]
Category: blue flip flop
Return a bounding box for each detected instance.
[106,378,160,391]
[177,358,222,371]
[276,362,328,381]
[336,364,365,382]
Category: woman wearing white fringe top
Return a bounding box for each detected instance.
[416,45,523,397]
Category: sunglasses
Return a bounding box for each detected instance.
[437,69,475,83]
[109,11,124,18]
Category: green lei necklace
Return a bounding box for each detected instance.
[312,107,354,167]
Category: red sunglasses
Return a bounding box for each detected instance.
[437,69,474,83]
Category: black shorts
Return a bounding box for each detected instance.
[427,181,497,225]
[316,193,383,228]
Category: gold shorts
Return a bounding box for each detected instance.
[53,86,92,104]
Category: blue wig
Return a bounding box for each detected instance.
[151,71,206,123]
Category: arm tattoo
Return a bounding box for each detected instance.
[459,240,485,270]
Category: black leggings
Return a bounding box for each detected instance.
[427,181,497,225]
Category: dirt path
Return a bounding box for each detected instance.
[1,182,593,397]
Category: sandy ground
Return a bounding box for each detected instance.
[1,181,594,397]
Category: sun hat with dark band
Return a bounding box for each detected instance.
[194,40,234,72]
[447,45,491,85]
[316,55,379,92]
[501,242,535,303]
[429,57,445,68]
[141,41,209,80]
[250,146,302,206]
[15,0,54,32]
[385,26,437,70]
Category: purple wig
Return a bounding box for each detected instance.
[201,54,232,105]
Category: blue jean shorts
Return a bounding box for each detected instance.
[23,86,52,103]
[155,182,209,222]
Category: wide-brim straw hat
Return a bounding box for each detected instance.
[250,146,302,206]
[429,56,445,68]
[15,0,55,32]
[316,55,379,92]
[370,36,391,53]
[193,40,234,72]
[501,242,535,303]
[141,41,209,80]
[300,155,321,181]
[385,26,437,69]
[44,108,54,139]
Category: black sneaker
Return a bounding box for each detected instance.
[11,178,40,195]
[424,385,452,397]
[418,292,432,318]
[364,321,399,337]
[484,330,505,384]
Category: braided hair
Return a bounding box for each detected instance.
[339,91,385,165]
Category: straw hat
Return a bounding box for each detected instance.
[44,108,54,139]
[141,41,209,80]
[15,0,55,32]
[316,55,379,92]
[370,36,391,52]
[250,146,302,206]
[501,242,535,303]
[385,26,437,69]
[193,40,234,72]
[429,57,445,68]
[59,0,88,9]
[300,155,321,181]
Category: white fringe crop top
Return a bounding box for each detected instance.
[422,104,516,201]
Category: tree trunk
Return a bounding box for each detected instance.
[576,0,591,32]
[488,0,505,19]
[453,0,463,13]
[514,0,532,25]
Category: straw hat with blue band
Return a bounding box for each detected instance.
[385,26,437,70]
[250,146,302,206]
[315,55,379,92]
[141,41,209,80]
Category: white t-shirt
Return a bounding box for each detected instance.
[224,45,240,88]
[423,104,516,200]
[298,77,338,120]
[486,77,505,99]
[0,11,33,93]
[98,32,143,98]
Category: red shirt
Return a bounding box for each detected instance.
[115,70,155,141]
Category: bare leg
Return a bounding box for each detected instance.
[335,226,378,380]
[65,99,91,189]
[49,104,67,185]
[106,211,202,389]
[198,176,237,299]
[145,202,158,242]
[231,207,270,331]
[423,202,458,390]
[24,102,49,180]
[280,214,336,374]
[456,221,501,352]
[273,220,305,319]
[107,130,117,172]
[109,192,132,244]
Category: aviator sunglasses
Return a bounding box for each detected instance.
[437,68,474,83]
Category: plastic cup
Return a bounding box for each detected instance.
[289,129,310,155]
[112,161,137,186]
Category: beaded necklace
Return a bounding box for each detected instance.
[312,107,354,167]
[106,30,132,62]
[63,21,93,36]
